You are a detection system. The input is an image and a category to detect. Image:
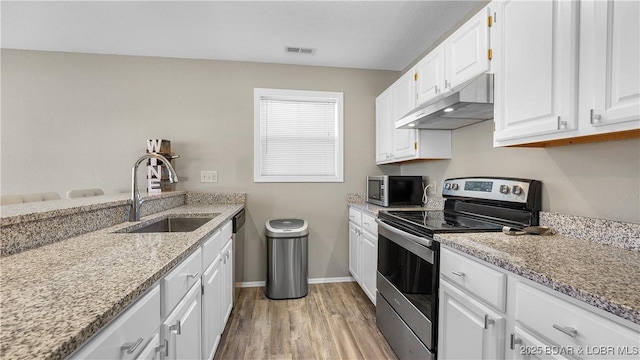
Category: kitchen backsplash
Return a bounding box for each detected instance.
[541,212,640,251]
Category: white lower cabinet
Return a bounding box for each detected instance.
[347,207,378,304]
[438,245,640,360]
[69,286,161,360]
[512,281,640,360]
[202,253,223,360]
[439,280,505,360]
[162,280,202,360]
[201,220,234,360]
[221,239,234,324]
[71,219,237,360]
[136,331,162,360]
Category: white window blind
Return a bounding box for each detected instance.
[254,88,344,182]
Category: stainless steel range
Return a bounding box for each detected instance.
[375,176,542,360]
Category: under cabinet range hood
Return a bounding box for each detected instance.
[396,74,494,130]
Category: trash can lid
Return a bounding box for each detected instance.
[265,219,308,237]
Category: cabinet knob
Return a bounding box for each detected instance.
[510,334,522,350]
[156,339,169,356]
[553,324,578,338]
[484,315,495,329]
[121,337,144,354]
[169,320,182,335]
[590,109,602,124]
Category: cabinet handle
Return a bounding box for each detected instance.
[553,324,578,338]
[484,315,495,329]
[363,222,370,226]
[156,340,169,356]
[451,271,465,277]
[121,337,144,354]
[557,116,567,130]
[510,334,522,350]
[435,86,440,94]
[187,272,199,279]
[169,320,182,335]
[590,109,602,124]
[445,80,451,89]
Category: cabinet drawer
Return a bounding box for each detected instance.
[440,247,506,311]
[162,248,202,317]
[348,208,362,226]
[515,282,640,359]
[361,213,377,235]
[221,220,232,242]
[202,229,222,270]
[70,286,160,360]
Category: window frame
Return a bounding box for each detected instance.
[253,88,344,183]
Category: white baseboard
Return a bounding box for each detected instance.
[238,276,355,288]
[308,276,355,284]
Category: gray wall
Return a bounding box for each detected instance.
[401,121,640,224]
[1,49,399,281]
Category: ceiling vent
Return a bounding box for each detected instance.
[285,46,315,55]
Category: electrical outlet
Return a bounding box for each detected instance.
[201,171,218,183]
[428,181,437,195]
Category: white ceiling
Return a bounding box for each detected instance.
[1,1,485,71]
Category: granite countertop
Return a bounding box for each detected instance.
[0,203,244,360]
[435,232,640,326]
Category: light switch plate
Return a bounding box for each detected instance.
[201,171,218,183]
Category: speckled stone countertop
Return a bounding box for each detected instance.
[348,197,445,217]
[435,232,640,326]
[0,203,243,360]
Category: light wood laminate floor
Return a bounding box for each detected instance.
[214,282,398,360]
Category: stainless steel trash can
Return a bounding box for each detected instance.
[265,219,309,299]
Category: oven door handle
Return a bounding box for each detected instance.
[375,218,433,248]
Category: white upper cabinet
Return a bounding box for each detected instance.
[390,71,418,161]
[416,4,492,107]
[493,0,639,147]
[416,44,446,106]
[580,0,640,131]
[493,0,579,143]
[375,88,393,163]
[446,5,492,90]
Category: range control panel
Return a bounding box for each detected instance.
[442,177,539,204]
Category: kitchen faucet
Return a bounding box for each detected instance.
[130,153,179,222]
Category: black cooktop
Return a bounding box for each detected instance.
[379,210,504,237]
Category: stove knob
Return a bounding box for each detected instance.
[445,183,452,190]
[500,185,510,194]
[451,183,459,190]
[512,185,523,195]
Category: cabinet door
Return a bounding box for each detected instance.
[416,44,446,106]
[375,89,393,163]
[510,326,572,360]
[446,5,491,89]
[493,0,579,143]
[163,281,202,360]
[361,231,377,305]
[438,280,505,360]
[69,286,161,360]
[391,71,418,160]
[135,332,161,360]
[586,0,640,129]
[202,255,223,360]
[221,239,234,324]
[348,222,360,282]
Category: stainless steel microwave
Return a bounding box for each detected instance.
[367,175,424,207]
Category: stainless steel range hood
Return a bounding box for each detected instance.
[395,74,494,130]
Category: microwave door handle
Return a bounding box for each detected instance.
[375,218,433,248]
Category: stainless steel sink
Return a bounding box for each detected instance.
[119,216,216,233]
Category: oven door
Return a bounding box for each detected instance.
[376,219,438,359]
